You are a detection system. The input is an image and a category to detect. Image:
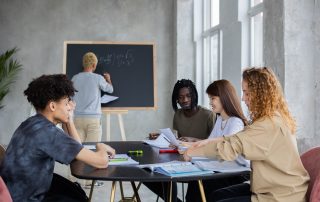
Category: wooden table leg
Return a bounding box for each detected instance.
[166,181,172,202]
[198,180,207,202]
[130,181,141,202]
[119,181,125,200]
[110,181,117,202]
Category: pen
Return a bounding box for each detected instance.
[163,136,171,144]
[127,150,143,155]
[159,149,178,153]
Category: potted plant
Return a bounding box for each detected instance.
[0,48,22,109]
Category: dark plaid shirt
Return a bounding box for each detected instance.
[0,114,83,201]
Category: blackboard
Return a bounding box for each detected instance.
[63,41,157,110]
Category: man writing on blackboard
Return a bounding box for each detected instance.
[72,52,113,187]
[72,52,113,142]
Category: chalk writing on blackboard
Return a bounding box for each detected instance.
[99,49,135,67]
[63,41,156,110]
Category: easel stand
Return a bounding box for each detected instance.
[101,109,139,202]
[102,109,128,141]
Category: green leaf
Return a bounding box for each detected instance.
[0,48,22,109]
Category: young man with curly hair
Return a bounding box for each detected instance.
[0,74,115,201]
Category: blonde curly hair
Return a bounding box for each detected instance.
[242,67,296,134]
[82,52,98,68]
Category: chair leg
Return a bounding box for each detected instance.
[88,180,95,202]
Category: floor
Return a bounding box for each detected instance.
[55,164,186,202]
[84,181,158,202]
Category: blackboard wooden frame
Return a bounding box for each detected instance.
[63,41,157,110]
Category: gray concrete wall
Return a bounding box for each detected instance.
[314,0,320,152]
[284,0,318,152]
[175,0,195,81]
[221,0,242,94]
[264,0,285,85]
[264,0,320,152]
[284,0,320,152]
[1,0,319,154]
[0,0,175,143]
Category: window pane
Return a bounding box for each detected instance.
[202,34,219,108]
[203,37,210,89]
[210,0,219,27]
[251,0,263,7]
[251,12,263,66]
[210,34,219,81]
[204,0,210,31]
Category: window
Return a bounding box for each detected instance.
[194,0,221,108]
[241,0,264,118]
[248,1,264,66]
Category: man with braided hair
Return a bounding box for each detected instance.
[143,79,215,202]
[172,79,215,142]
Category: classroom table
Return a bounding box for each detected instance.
[70,141,249,202]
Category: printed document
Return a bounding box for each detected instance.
[143,133,171,149]
[159,128,180,147]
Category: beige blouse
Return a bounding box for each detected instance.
[189,114,309,202]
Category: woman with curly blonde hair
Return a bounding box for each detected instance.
[184,67,309,202]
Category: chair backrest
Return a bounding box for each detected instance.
[0,144,12,202]
[0,176,12,202]
[300,147,320,202]
[0,144,6,166]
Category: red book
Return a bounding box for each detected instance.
[159,149,178,153]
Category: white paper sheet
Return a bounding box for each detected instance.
[101,95,119,104]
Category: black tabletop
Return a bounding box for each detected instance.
[71,141,248,182]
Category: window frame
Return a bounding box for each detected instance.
[194,0,221,107]
[248,1,264,66]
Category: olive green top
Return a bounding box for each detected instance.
[173,106,214,139]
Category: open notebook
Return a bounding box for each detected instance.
[193,160,251,173]
[108,154,139,166]
[138,161,213,177]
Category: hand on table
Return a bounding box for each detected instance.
[178,136,200,142]
[96,143,116,158]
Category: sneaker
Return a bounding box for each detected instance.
[84,181,104,189]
